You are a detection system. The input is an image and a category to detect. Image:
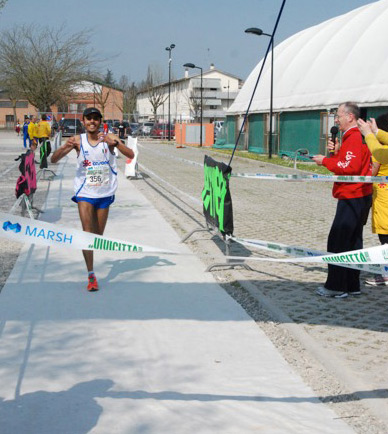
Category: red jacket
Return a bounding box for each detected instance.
[322,126,372,199]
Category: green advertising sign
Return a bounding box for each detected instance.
[202,156,234,235]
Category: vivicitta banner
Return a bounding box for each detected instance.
[227,240,388,271]
[0,211,177,254]
[229,235,384,275]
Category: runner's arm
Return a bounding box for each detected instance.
[51,135,80,163]
[103,133,135,159]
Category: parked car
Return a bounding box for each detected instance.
[150,123,175,139]
[129,123,140,136]
[60,118,84,137]
[140,122,155,136]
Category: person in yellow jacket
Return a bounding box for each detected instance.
[35,114,52,169]
[27,116,38,148]
[358,117,388,163]
[36,114,51,144]
[358,115,388,286]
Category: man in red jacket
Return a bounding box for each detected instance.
[313,102,372,298]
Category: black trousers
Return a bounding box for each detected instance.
[325,195,372,293]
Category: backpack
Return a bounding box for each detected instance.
[15,150,37,198]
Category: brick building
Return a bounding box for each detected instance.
[0,80,124,128]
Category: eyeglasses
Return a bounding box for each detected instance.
[85,115,101,121]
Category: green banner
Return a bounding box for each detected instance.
[202,156,234,235]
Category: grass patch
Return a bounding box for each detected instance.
[210,149,331,175]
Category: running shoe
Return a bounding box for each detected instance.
[316,286,348,298]
[87,273,99,292]
[364,275,388,286]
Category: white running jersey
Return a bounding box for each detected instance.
[73,133,118,198]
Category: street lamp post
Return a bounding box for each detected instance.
[183,62,203,147]
[245,27,274,159]
[165,44,175,141]
[223,80,230,109]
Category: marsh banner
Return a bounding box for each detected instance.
[0,211,177,254]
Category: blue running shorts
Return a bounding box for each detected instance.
[71,195,115,209]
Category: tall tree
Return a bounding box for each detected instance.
[104,69,115,86]
[118,75,137,120]
[0,25,95,112]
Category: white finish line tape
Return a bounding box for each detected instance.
[230,236,383,275]
[138,144,386,184]
[0,211,177,254]
[231,172,388,183]
[227,235,388,273]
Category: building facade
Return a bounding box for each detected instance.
[221,0,388,156]
[0,80,124,128]
[136,65,243,123]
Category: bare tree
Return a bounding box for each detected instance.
[184,87,207,122]
[92,84,111,119]
[0,25,95,112]
[0,76,23,126]
[141,65,167,121]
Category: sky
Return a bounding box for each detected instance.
[0,0,378,85]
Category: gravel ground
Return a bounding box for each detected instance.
[1,132,387,433]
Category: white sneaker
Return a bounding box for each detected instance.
[364,275,388,286]
[316,286,348,298]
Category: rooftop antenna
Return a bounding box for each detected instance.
[206,47,211,68]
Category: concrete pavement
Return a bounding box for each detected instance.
[0,147,356,433]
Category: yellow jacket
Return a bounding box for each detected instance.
[28,122,37,140]
[365,129,388,164]
[36,120,51,138]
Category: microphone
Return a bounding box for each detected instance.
[329,126,339,155]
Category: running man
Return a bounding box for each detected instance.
[50,107,134,292]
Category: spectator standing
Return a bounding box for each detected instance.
[15,121,21,136]
[312,102,372,298]
[23,117,30,148]
[358,114,388,286]
[103,120,108,134]
[36,114,52,145]
[118,121,126,140]
[28,116,38,148]
[36,114,52,169]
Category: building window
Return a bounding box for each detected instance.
[16,101,28,108]
[209,105,218,110]
[0,100,28,108]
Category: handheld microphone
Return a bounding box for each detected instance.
[329,126,339,154]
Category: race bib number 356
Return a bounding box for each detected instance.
[86,166,109,187]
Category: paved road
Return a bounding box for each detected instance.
[0,132,360,434]
[117,139,388,433]
[0,131,387,432]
